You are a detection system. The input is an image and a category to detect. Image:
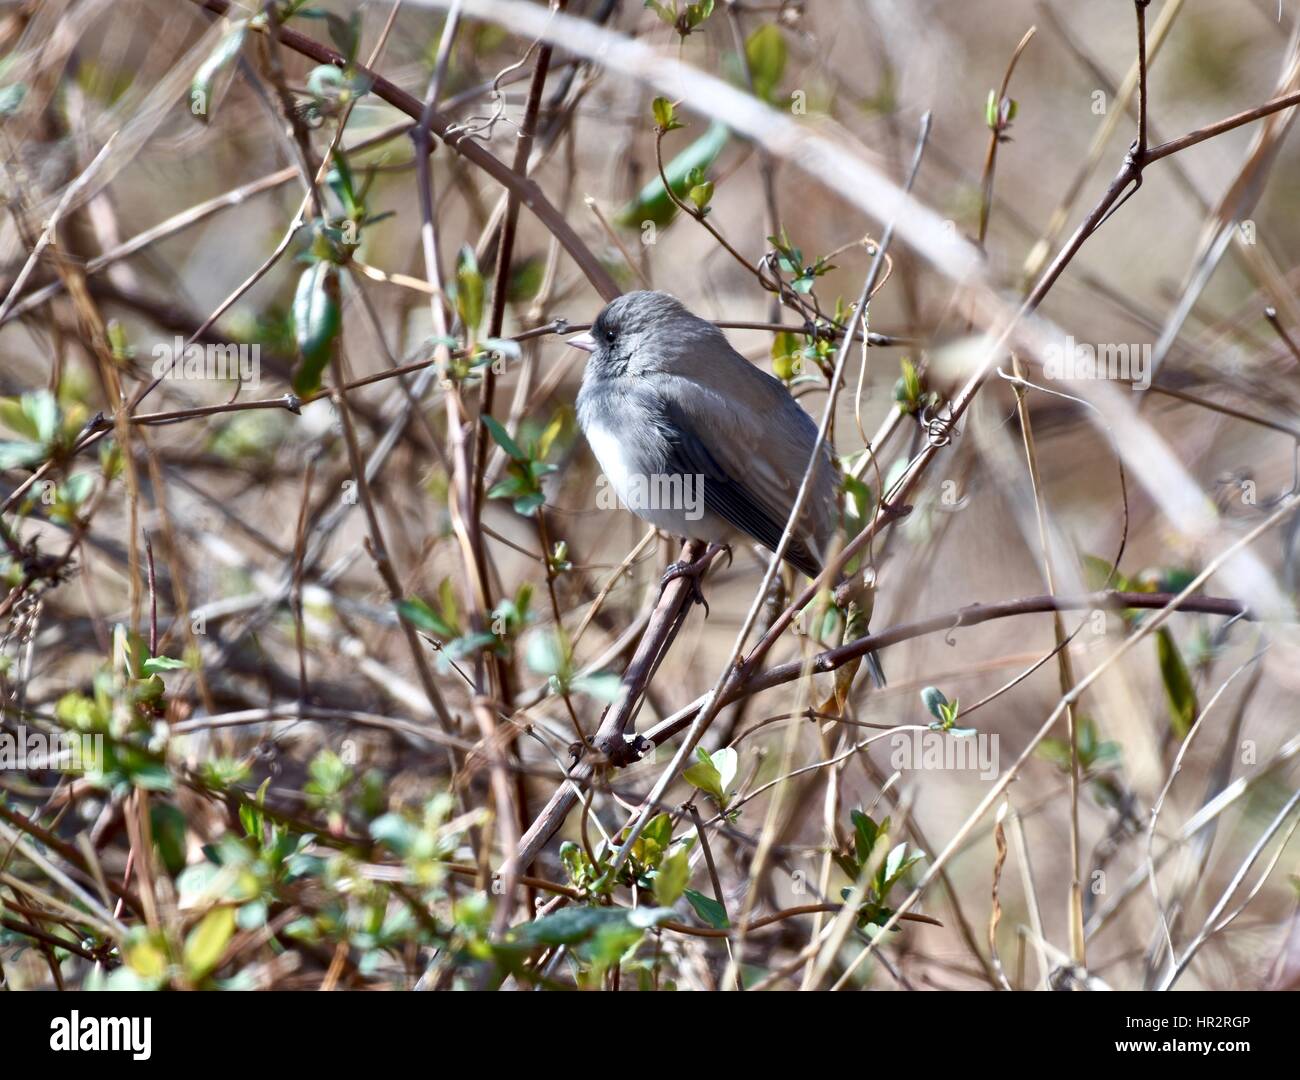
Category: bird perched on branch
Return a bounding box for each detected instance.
[568,290,884,686]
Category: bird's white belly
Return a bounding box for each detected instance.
[585,422,726,540]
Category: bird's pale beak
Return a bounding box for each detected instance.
[567,331,597,353]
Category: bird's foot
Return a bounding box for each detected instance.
[660,559,709,615]
[660,543,729,616]
[711,542,734,572]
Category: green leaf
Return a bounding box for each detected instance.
[572,672,624,703]
[291,261,341,396]
[937,698,962,730]
[745,24,787,102]
[683,746,725,802]
[128,758,174,793]
[630,811,673,874]
[711,746,738,793]
[1081,553,1128,592]
[841,472,872,531]
[506,256,545,303]
[851,810,883,865]
[1156,627,1198,739]
[654,848,691,906]
[445,631,498,662]
[238,802,261,845]
[106,318,134,362]
[306,748,351,798]
[615,122,730,227]
[877,843,925,897]
[480,414,525,461]
[486,466,548,515]
[325,155,358,217]
[642,812,674,853]
[644,0,676,26]
[685,0,715,29]
[306,64,347,100]
[652,96,680,131]
[920,686,948,721]
[0,440,43,470]
[882,841,909,885]
[511,490,546,517]
[893,357,922,410]
[60,472,95,508]
[0,395,40,441]
[151,803,189,876]
[0,84,26,119]
[1037,736,1071,771]
[23,390,59,445]
[238,778,269,846]
[588,921,643,973]
[687,178,714,212]
[985,88,1000,129]
[437,578,460,633]
[771,330,802,381]
[1156,567,1198,594]
[237,900,268,931]
[684,888,729,929]
[535,409,567,461]
[191,23,248,123]
[142,655,187,675]
[370,812,417,856]
[559,841,592,887]
[397,597,456,637]
[176,863,221,908]
[1092,740,1122,770]
[114,624,147,678]
[123,930,168,982]
[515,905,671,947]
[182,906,236,980]
[325,10,362,63]
[454,246,484,334]
[525,629,568,679]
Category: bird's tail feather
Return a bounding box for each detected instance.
[865,650,886,689]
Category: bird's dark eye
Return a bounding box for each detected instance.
[604,328,617,343]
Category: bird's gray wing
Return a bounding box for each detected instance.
[658,398,823,578]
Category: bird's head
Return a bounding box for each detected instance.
[568,290,714,378]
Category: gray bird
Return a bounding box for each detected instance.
[569,290,836,579]
[568,291,884,685]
